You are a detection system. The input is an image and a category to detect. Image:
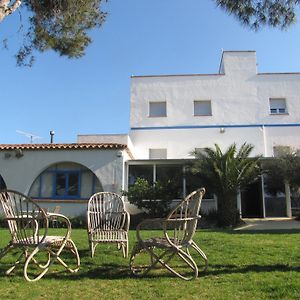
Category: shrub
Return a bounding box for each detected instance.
[123,177,177,217]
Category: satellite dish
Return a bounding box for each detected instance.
[16,130,42,144]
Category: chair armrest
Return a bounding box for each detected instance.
[165,216,201,223]
[123,211,130,232]
[47,213,72,239]
[162,216,201,247]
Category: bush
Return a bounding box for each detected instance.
[69,215,87,228]
[123,178,177,217]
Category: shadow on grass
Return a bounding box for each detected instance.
[1,260,300,281]
[203,263,300,276]
[201,229,300,235]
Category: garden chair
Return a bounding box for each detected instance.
[51,205,61,228]
[87,192,130,258]
[129,188,208,280]
[0,190,80,282]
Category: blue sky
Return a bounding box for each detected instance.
[1,0,300,144]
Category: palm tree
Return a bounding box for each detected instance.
[191,143,260,227]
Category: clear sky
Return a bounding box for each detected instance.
[1,0,300,144]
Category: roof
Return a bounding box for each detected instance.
[0,143,135,159]
[131,73,223,78]
[0,143,127,151]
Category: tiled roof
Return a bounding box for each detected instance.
[0,143,127,151]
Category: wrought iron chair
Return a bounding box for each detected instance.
[129,188,208,280]
[87,192,130,258]
[0,190,80,282]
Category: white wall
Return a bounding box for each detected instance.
[129,51,300,158]
[0,148,126,216]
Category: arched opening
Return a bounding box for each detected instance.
[0,174,7,190]
[29,162,103,200]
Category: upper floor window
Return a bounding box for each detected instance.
[269,98,287,115]
[149,148,167,159]
[194,100,212,116]
[149,101,166,117]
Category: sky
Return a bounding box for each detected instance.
[1,0,300,144]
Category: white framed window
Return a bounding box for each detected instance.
[194,100,212,116]
[269,98,287,114]
[149,148,167,159]
[149,101,166,117]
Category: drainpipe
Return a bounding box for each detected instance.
[262,125,268,157]
[285,182,292,218]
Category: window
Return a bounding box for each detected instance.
[128,165,153,186]
[156,164,183,198]
[269,98,287,114]
[0,175,6,190]
[149,148,167,159]
[149,101,166,117]
[194,100,212,116]
[29,163,103,200]
[55,171,80,198]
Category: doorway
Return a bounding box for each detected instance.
[241,180,263,218]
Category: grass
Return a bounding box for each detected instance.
[0,228,300,300]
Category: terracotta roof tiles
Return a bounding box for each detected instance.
[0,143,127,151]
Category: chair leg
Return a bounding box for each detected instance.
[121,241,128,258]
[5,250,26,275]
[130,243,199,280]
[24,247,51,282]
[91,242,95,258]
[55,239,80,273]
[191,241,208,272]
[130,244,171,277]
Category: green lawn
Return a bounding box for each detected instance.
[0,228,299,300]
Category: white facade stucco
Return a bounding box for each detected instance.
[0,145,127,217]
[129,51,300,159]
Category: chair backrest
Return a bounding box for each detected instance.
[87,192,126,231]
[165,188,205,246]
[53,205,61,214]
[0,190,48,245]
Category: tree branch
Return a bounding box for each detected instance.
[0,0,22,22]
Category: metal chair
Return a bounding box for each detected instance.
[87,192,130,258]
[0,190,80,281]
[129,188,208,280]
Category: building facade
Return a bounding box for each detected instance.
[127,51,300,218]
[0,143,131,216]
[0,51,299,218]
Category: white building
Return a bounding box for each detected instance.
[0,51,299,218]
[126,51,300,218]
[129,51,300,159]
[0,143,132,216]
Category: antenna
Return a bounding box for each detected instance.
[16,130,42,144]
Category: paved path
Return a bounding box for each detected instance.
[235,218,300,231]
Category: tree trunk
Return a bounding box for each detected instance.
[217,191,238,227]
[0,0,22,22]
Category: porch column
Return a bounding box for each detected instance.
[285,182,292,218]
[237,189,242,217]
[261,175,266,218]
